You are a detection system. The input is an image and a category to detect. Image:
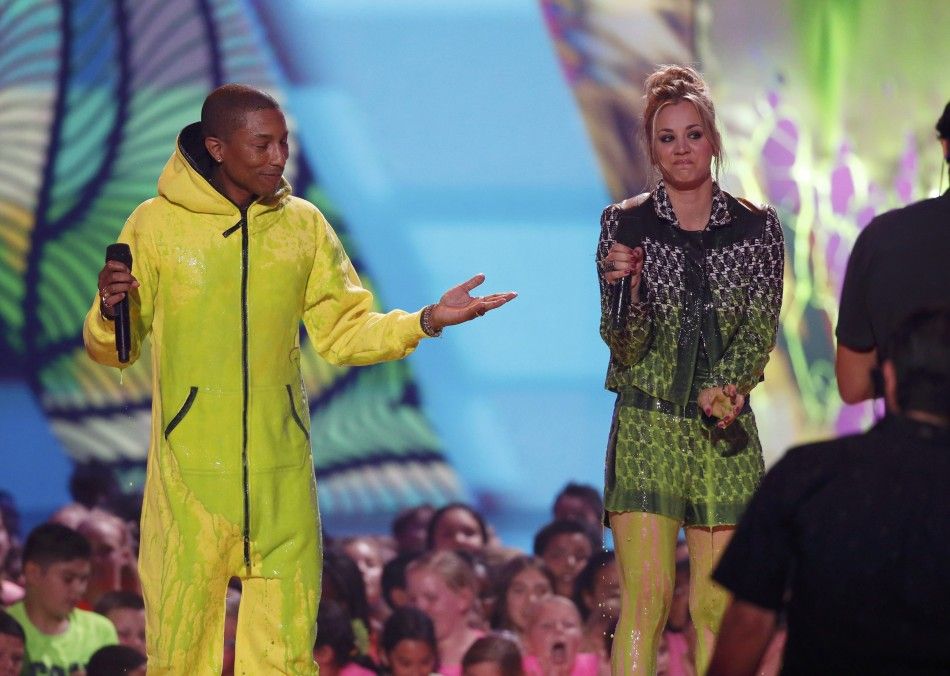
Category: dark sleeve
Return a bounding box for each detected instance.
[713,452,799,611]
[700,206,784,394]
[597,205,653,365]
[835,224,875,351]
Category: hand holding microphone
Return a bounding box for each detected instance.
[603,242,644,329]
[98,244,139,363]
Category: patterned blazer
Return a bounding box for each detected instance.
[597,181,784,408]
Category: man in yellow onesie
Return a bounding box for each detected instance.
[83,84,516,674]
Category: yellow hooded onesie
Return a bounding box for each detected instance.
[83,123,428,674]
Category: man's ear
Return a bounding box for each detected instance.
[204,136,224,164]
[23,560,43,584]
[882,360,900,414]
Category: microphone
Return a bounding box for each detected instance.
[610,275,630,331]
[105,243,132,363]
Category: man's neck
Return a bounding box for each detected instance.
[23,597,70,635]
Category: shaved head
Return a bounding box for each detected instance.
[201,83,280,140]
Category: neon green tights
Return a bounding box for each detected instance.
[609,511,734,675]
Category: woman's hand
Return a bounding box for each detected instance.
[427,274,517,331]
[602,243,644,296]
[97,260,139,318]
[698,384,744,429]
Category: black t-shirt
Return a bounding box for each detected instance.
[714,416,950,675]
[836,192,950,355]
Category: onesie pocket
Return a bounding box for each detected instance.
[245,384,312,473]
[163,387,242,474]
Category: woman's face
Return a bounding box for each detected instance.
[506,566,552,632]
[526,598,582,676]
[388,638,437,676]
[431,508,484,553]
[406,568,471,639]
[652,100,714,190]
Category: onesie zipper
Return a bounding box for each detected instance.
[239,210,251,572]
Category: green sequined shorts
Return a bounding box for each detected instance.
[604,398,764,527]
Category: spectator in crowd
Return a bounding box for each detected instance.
[710,308,950,674]
[380,606,439,676]
[314,601,376,676]
[77,510,140,609]
[662,540,696,675]
[406,550,483,675]
[0,512,23,607]
[489,556,554,641]
[342,536,390,632]
[393,506,436,557]
[523,596,598,676]
[0,610,25,676]
[94,591,146,656]
[427,504,490,555]
[532,520,597,598]
[6,523,117,673]
[383,553,418,612]
[461,634,525,676]
[835,101,950,403]
[572,550,619,664]
[552,483,603,530]
[85,644,147,676]
[323,548,373,657]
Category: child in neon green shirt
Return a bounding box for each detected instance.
[6,524,118,675]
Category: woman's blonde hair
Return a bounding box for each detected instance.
[407,550,478,596]
[642,64,723,178]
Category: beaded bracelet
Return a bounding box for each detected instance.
[420,304,443,338]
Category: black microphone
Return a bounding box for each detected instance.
[105,243,132,363]
[610,275,630,331]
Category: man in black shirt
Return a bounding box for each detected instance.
[708,308,950,675]
[835,101,950,403]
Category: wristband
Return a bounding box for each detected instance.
[420,304,443,338]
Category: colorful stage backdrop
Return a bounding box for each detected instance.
[2,0,949,534]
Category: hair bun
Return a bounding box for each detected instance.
[645,64,708,100]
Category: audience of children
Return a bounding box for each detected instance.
[426,504,491,555]
[461,634,525,676]
[406,551,484,675]
[0,479,752,673]
[93,590,146,656]
[5,523,118,673]
[522,596,598,676]
[380,607,439,676]
[0,610,26,676]
[85,644,147,676]
[489,557,554,641]
[532,520,597,599]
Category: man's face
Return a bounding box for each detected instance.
[0,634,25,676]
[211,108,289,206]
[25,559,90,619]
[106,607,146,655]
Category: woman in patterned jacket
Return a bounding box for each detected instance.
[597,65,784,675]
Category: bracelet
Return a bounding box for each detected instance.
[420,304,443,338]
[99,301,116,322]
